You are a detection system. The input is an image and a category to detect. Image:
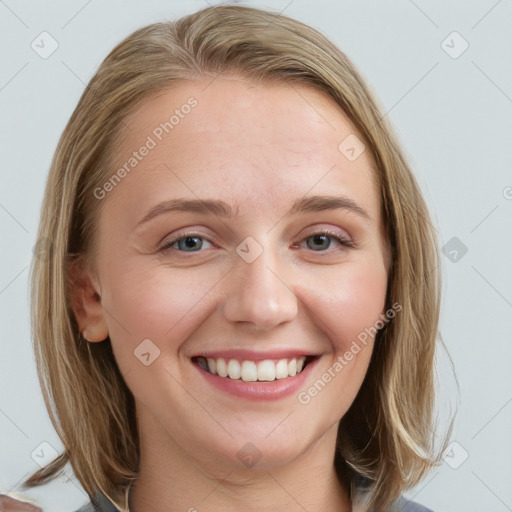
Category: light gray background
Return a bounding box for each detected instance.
[1,1,511,511]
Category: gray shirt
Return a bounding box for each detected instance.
[75,493,434,511]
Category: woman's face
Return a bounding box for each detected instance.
[85,77,389,472]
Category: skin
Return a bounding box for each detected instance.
[73,77,389,512]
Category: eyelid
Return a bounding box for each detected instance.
[298,223,353,241]
[301,225,352,240]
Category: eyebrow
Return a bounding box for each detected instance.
[136,194,372,227]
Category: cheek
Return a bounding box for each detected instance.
[296,259,388,352]
[99,261,222,360]
[294,262,388,416]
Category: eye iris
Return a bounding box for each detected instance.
[307,234,331,251]
[178,236,203,251]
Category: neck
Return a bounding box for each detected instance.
[130,405,351,512]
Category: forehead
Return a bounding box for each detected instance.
[107,77,380,223]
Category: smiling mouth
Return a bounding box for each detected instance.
[192,356,316,382]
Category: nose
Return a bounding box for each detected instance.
[222,246,298,332]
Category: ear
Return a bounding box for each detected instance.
[68,258,109,343]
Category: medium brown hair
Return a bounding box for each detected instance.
[26,5,445,510]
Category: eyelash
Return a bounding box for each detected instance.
[159,229,355,255]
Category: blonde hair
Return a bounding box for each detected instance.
[26,5,445,510]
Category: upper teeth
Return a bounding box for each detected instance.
[197,357,307,382]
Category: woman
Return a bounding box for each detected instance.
[24,5,445,511]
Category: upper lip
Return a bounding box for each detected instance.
[191,349,320,361]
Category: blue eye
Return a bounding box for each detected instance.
[301,231,354,252]
[163,235,213,252]
[159,230,354,255]
[306,234,333,251]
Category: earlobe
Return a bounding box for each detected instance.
[82,322,109,343]
[69,259,109,343]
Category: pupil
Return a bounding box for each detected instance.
[308,234,330,251]
[182,237,201,251]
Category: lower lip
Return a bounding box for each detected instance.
[193,358,319,401]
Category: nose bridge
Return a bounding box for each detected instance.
[222,238,298,331]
